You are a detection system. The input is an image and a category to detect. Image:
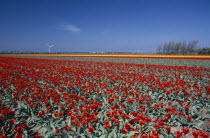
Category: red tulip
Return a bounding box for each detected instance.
[87,126,94,133]
[182,128,190,134]
[8,119,15,124]
[55,128,60,133]
[14,126,21,133]
[120,128,128,133]
[64,124,71,131]
[165,126,171,132]
[192,130,201,137]
[15,133,22,138]
[1,108,10,115]
[186,116,192,121]
[174,131,182,138]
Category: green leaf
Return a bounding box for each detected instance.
[30,125,43,132]
[159,134,165,138]
[194,121,204,129]
[124,131,138,138]
[18,102,27,109]
[108,127,117,138]
[99,135,106,138]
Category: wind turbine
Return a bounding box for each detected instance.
[46,43,54,53]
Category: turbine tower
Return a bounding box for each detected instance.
[46,43,54,53]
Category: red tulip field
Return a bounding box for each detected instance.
[0,56,209,138]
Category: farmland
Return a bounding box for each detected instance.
[0,55,209,138]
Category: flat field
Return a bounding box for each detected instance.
[0,54,209,138]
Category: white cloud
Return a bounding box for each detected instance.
[63,24,81,33]
[54,24,81,33]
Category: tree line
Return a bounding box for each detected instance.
[156,40,200,54]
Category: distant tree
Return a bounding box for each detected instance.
[174,41,181,54]
[198,47,210,55]
[187,40,198,54]
[180,41,187,54]
[156,45,162,54]
[162,43,167,54]
[157,40,199,55]
[165,42,171,53]
[169,41,175,53]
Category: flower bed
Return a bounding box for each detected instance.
[0,57,209,138]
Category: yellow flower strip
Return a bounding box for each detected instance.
[0,54,210,59]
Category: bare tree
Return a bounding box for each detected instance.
[187,40,198,54]
[156,45,162,54]
[157,40,198,55]
[180,40,187,54]
[174,41,181,54]
[163,43,168,54]
[169,41,175,53]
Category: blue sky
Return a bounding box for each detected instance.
[0,0,210,53]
